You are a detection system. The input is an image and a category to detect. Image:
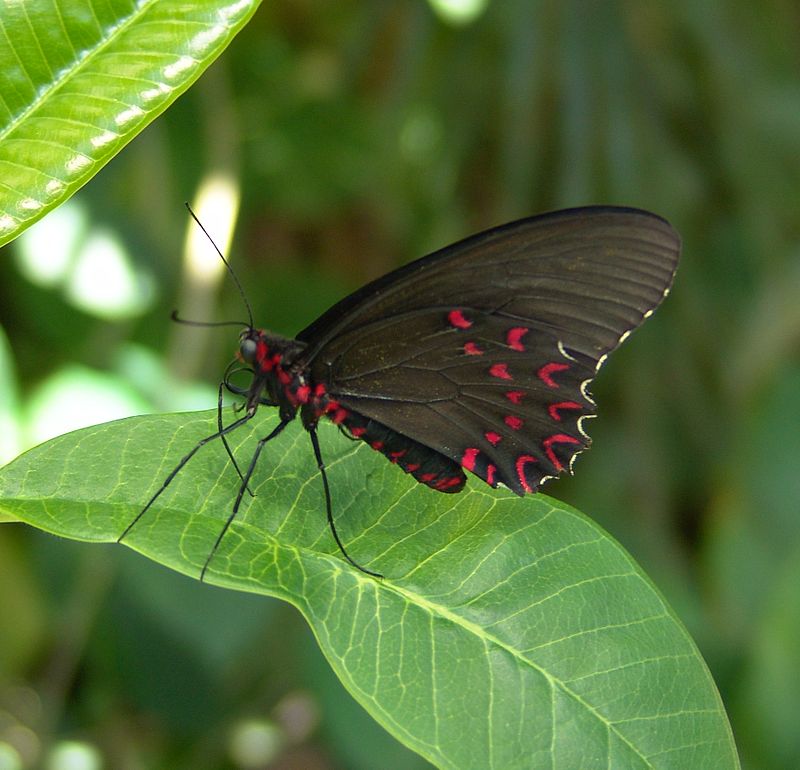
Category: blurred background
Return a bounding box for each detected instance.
[1,1,799,768]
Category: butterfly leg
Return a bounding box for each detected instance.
[200,417,292,581]
[308,426,383,579]
[118,409,257,545]
[216,380,255,497]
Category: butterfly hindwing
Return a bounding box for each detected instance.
[315,308,597,494]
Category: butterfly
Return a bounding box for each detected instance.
[119,206,680,579]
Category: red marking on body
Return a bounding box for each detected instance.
[489,363,512,380]
[295,385,311,404]
[543,433,582,471]
[506,327,529,351]
[537,362,569,388]
[548,401,583,421]
[464,342,484,356]
[277,368,291,385]
[405,463,420,472]
[331,408,348,424]
[256,340,269,361]
[371,441,385,451]
[486,464,497,486]
[350,426,366,438]
[504,415,523,430]
[505,390,524,404]
[420,472,437,482]
[485,431,502,446]
[461,447,480,472]
[261,352,282,373]
[515,455,538,493]
[448,309,472,329]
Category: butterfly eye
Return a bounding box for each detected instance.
[240,338,257,363]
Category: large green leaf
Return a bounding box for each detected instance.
[0,410,739,769]
[0,0,261,246]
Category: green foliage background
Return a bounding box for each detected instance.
[1,1,799,768]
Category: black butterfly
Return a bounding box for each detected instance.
[119,206,680,579]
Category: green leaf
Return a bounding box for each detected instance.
[0,0,261,246]
[0,410,739,769]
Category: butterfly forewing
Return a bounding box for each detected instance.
[297,207,680,493]
[297,207,678,358]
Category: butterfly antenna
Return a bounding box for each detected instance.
[170,310,251,328]
[184,201,255,329]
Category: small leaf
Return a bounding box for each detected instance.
[0,0,261,246]
[0,410,739,769]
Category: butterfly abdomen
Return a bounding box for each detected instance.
[343,412,467,492]
[295,382,466,492]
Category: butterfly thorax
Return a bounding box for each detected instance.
[237,328,353,425]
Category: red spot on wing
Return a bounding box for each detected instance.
[295,385,311,404]
[489,363,512,380]
[537,362,569,389]
[371,440,385,451]
[506,327,529,351]
[504,415,523,430]
[314,383,327,397]
[277,368,291,385]
[350,426,366,438]
[389,449,408,463]
[543,433,582,471]
[505,390,525,404]
[515,455,538,493]
[420,472,437,482]
[548,401,583,421]
[461,447,480,472]
[448,309,472,329]
[405,463,420,472]
[486,464,497,486]
[485,431,502,446]
[464,342,484,355]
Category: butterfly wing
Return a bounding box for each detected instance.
[297,206,680,494]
